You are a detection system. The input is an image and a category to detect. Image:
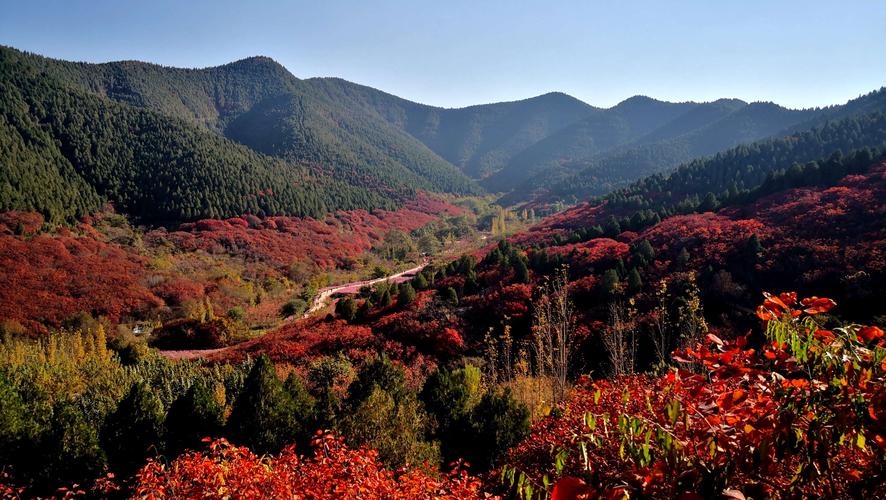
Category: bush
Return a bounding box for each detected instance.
[281,298,308,318]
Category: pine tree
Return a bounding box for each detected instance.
[102,383,165,477]
[513,257,530,284]
[602,269,621,297]
[628,268,644,294]
[336,297,358,322]
[227,355,301,454]
[165,379,224,455]
[443,287,459,306]
[398,282,416,307]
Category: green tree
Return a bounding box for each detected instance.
[442,287,459,306]
[227,355,302,454]
[37,402,107,488]
[165,379,225,455]
[347,354,406,406]
[412,272,429,291]
[420,366,481,463]
[307,355,353,428]
[627,268,644,294]
[398,282,416,307]
[336,297,358,322]
[601,268,621,297]
[102,383,165,477]
[513,257,530,284]
[284,373,317,436]
[466,389,530,471]
[340,387,439,469]
[281,298,308,318]
[380,289,393,308]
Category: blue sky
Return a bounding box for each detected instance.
[2,1,884,109]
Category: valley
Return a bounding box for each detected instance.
[0,27,884,500]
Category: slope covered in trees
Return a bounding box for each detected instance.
[503,100,816,202]
[303,78,599,179]
[12,46,480,195]
[0,48,397,224]
[529,88,886,205]
[7,45,885,215]
[0,46,480,226]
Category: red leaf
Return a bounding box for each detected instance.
[857,326,884,342]
[552,476,592,500]
[800,297,836,315]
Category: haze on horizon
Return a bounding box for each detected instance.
[2,0,884,110]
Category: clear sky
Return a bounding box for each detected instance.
[2,1,884,109]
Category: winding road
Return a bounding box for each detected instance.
[161,261,428,361]
[302,260,428,318]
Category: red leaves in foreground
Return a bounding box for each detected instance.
[507,292,885,499]
[134,432,488,499]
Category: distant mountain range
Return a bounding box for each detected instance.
[1,45,883,224]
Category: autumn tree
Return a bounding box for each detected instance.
[603,300,637,377]
[531,266,576,401]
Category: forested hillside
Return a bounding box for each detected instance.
[0,50,392,224]
[303,78,598,179]
[6,46,883,216]
[503,101,816,202]
[0,46,480,225]
[523,88,886,205]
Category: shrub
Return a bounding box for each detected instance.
[281,298,308,318]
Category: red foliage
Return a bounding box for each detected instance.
[641,212,768,266]
[0,211,44,235]
[153,193,464,269]
[502,294,886,499]
[134,432,489,499]
[0,233,162,333]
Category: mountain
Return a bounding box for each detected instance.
[580,109,886,232]
[481,96,701,192]
[300,78,598,179]
[1,47,480,204]
[0,48,393,224]
[503,100,818,203]
[4,45,884,223]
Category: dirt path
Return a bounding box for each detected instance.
[160,261,428,361]
[302,260,428,317]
